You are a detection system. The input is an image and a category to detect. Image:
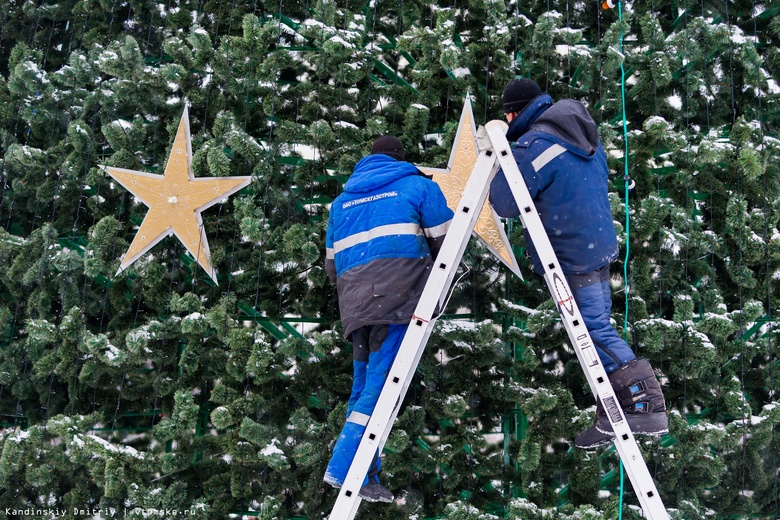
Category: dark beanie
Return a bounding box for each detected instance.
[371,135,405,161]
[503,78,542,114]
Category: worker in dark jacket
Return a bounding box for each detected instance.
[324,136,454,501]
[489,79,668,449]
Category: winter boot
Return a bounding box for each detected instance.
[575,358,668,449]
[327,480,394,503]
[359,479,394,503]
[575,401,612,449]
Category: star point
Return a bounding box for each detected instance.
[418,98,521,278]
[101,107,251,284]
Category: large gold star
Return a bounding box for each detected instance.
[418,98,521,278]
[101,107,251,284]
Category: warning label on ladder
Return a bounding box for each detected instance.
[603,396,623,424]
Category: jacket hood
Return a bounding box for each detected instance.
[506,93,554,141]
[506,95,599,155]
[531,99,599,155]
[344,154,422,193]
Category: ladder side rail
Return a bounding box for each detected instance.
[328,150,501,519]
[483,121,615,416]
[484,122,670,520]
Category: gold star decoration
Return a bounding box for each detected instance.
[418,98,521,278]
[101,107,251,284]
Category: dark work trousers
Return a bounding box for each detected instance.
[324,323,407,487]
[566,265,636,374]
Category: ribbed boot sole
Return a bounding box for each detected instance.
[575,435,614,449]
[595,413,668,436]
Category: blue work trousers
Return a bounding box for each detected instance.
[324,323,407,486]
[567,266,635,374]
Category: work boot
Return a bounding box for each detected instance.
[325,478,394,503]
[575,401,612,449]
[359,481,394,503]
[575,359,668,449]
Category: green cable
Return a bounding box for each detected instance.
[618,2,629,519]
[620,460,625,519]
[619,0,630,336]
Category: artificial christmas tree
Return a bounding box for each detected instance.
[0,0,779,518]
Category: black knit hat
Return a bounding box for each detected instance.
[371,135,405,161]
[503,78,542,114]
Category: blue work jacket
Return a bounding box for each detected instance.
[326,154,454,337]
[490,95,619,275]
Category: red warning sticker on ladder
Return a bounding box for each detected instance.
[552,272,575,317]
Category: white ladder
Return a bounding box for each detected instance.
[328,120,669,520]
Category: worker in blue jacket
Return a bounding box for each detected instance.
[489,79,668,449]
[324,136,454,501]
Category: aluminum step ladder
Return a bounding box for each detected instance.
[328,120,669,520]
